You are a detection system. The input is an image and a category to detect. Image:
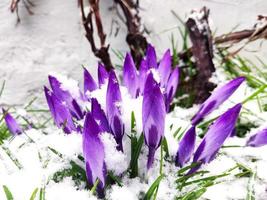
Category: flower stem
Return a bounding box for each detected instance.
[90,178,99,195]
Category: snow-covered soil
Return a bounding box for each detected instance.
[0,70,267,200]
[1,0,267,199]
[0,0,267,105]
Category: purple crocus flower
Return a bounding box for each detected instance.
[98,63,109,86]
[106,71,125,151]
[165,67,179,112]
[191,77,245,125]
[158,49,172,87]
[190,103,242,173]
[44,86,77,134]
[91,98,110,133]
[247,128,267,147]
[123,53,139,98]
[146,44,157,68]
[142,73,166,169]
[175,126,196,167]
[2,109,23,136]
[83,112,106,196]
[48,75,84,120]
[139,59,149,95]
[84,67,97,96]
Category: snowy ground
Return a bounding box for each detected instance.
[0,0,267,105]
[1,0,267,200]
[0,69,267,200]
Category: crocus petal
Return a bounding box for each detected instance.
[91,98,110,133]
[123,53,139,97]
[83,112,106,194]
[175,126,196,167]
[84,67,97,95]
[247,128,267,147]
[98,63,109,86]
[142,73,166,169]
[191,103,242,173]
[106,71,124,151]
[2,109,23,136]
[191,77,245,125]
[165,67,179,112]
[146,44,157,68]
[44,86,76,134]
[48,75,72,103]
[158,49,172,87]
[48,75,83,120]
[139,59,149,95]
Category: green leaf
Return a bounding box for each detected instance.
[3,185,13,200]
[180,188,207,200]
[144,174,165,200]
[129,134,144,178]
[39,187,45,200]
[162,137,169,158]
[29,188,39,200]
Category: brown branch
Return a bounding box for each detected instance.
[179,15,267,60]
[80,0,113,71]
[179,7,216,104]
[114,0,147,66]
[10,0,34,23]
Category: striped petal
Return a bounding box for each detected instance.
[2,109,23,136]
[146,44,157,69]
[142,73,166,169]
[165,67,179,112]
[83,112,106,195]
[98,63,109,86]
[123,53,139,98]
[192,77,245,125]
[91,98,110,133]
[106,71,124,151]
[247,128,267,147]
[84,67,97,95]
[191,103,242,173]
[158,49,172,87]
[44,86,76,134]
[175,126,196,167]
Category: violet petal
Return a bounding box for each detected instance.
[191,103,242,173]
[106,71,124,151]
[83,112,106,192]
[142,73,166,169]
[146,44,157,68]
[247,128,267,147]
[123,53,139,98]
[158,49,172,87]
[192,77,245,125]
[84,67,98,95]
[2,109,23,136]
[91,98,110,133]
[175,126,196,167]
[98,63,109,86]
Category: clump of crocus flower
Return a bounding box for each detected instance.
[41,44,246,197]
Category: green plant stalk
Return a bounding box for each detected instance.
[90,178,99,195]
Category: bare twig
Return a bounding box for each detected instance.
[80,0,113,71]
[114,0,147,66]
[183,7,216,103]
[10,0,34,23]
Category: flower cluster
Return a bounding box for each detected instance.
[43,44,179,194]
[3,44,253,198]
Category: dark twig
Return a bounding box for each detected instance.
[114,0,147,66]
[10,0,34,23]
[80,0,113,71]
[183,7,216,103]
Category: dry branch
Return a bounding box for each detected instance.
[80,0,113,71]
